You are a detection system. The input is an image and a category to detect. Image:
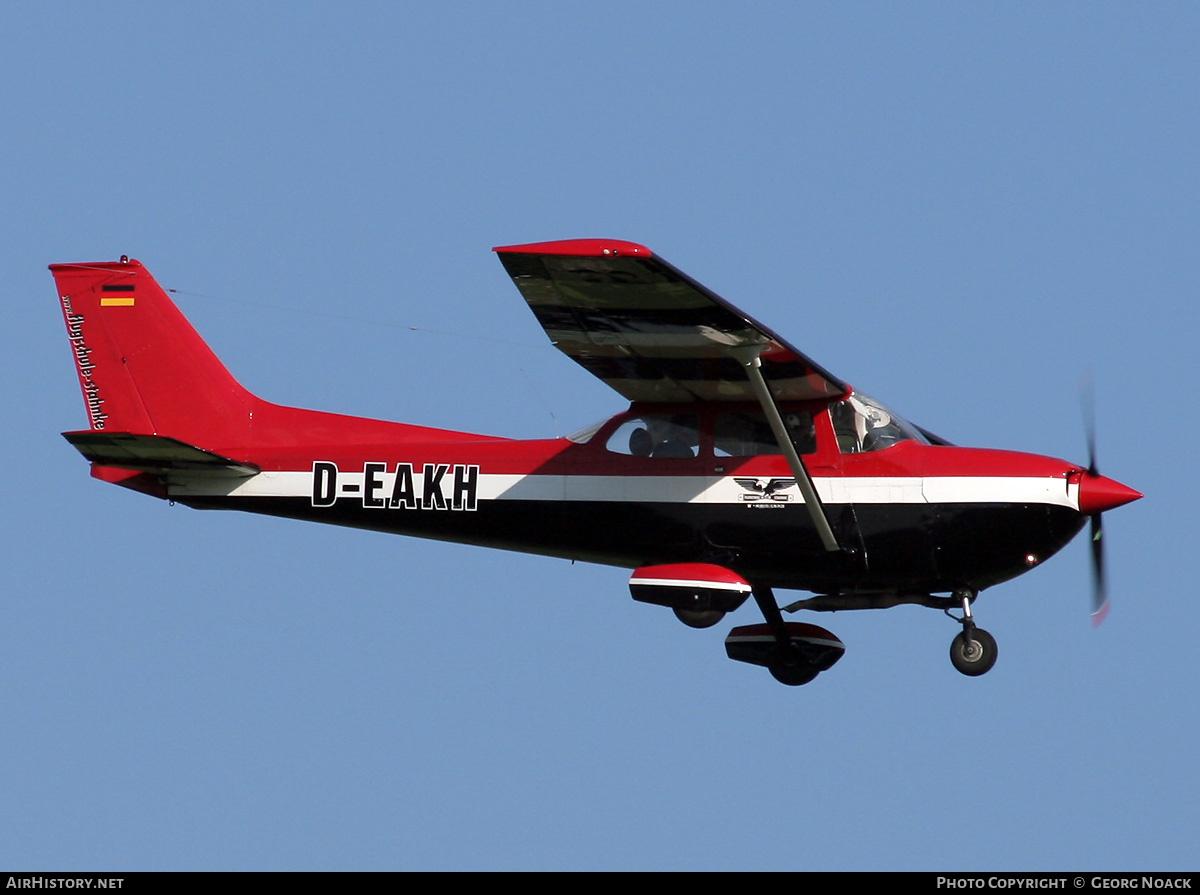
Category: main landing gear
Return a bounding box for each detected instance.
[946,589,998,676]
[626,564,846,685]
[629,564,1000,684]
[723,585,845,686]
[672,607,726,629]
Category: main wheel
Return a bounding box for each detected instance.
[950,627,998,676]
[673,607,725,629]
[768,662,818,686]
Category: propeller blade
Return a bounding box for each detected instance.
[1090,512,1109,626]
[1082,372,1099,477]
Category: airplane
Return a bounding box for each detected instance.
[50,239,1142,686]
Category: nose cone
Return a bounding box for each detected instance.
[1078,474,1142,515]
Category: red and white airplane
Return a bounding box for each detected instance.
[52,239,1141,686]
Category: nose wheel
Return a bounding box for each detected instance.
[946,590,998,677]
[950,625,998,675]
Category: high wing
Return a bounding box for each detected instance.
[494,239,847,404]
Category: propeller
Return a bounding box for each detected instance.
[1089,513,1108,625]
[1079,375,1129,626]
[1084,398,1109,626]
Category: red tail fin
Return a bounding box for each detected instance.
[51,258,256,449]
[53,258,502,461]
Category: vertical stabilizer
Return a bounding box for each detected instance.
[51,258,255,450]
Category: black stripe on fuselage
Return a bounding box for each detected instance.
[178,495,1086,596]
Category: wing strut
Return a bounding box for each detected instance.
[734,349,841,553]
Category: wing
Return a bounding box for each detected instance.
[494,239,847,404]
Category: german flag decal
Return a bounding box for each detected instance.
[100,283,135,306]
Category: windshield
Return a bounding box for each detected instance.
[830,392,928,453]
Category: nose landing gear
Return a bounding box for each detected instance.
[946,589,998,676]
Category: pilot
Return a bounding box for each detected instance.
[628,427,653,457]
[859,406,897,451]
[648,416,697,459]
[783,412,817,455]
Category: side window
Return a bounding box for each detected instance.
[714,411,815,457]
[606,414,701,459]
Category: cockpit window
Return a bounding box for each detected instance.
[830,392,928,453]
[714,410,815,457]
[606,414,701,459]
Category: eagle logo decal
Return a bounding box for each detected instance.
[734,477,797,502]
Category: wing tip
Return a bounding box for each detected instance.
[492,238,653,258]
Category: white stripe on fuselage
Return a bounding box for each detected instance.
[629,576,752,592]
[167,470,1080,511]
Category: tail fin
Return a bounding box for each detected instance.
[54,256,503,466]
[51,258,256,449]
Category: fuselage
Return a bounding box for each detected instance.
[166,400,1095,597]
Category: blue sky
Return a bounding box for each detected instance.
[2,2,1196,870]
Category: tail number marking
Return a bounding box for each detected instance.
[312,462,479,511]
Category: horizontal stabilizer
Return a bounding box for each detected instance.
[62,431,259,477]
